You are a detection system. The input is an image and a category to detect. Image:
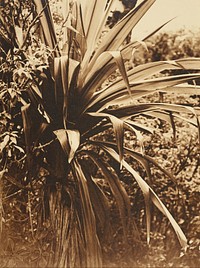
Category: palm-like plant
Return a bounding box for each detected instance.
[1,0,200,267]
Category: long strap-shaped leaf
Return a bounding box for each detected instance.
[88,73,200,112]
[99,144,187,249]
[90,140,151,182]
[83,59,200,113]
[93,140,178,185]
[80,114,153,144]
[104,73,200,103]
[81,18,186,97]
[80,0,155,81]
[160,84,200,95]
[53,129,80,163]
[81,50,131,104]
[84,150,131,241]
[88,112,124,166]
[80,166,111,238]
[108,102,198,119]
[125,119,154,134]
[144,108,200,142]
[109,58,200,88]
[88,0,156,70]
[54,56,80,128]
[81,0,124,71]
[33,0,60,56]
[80,0,108,60]
[71,159,102,267]
[80,41,142,97]
[79,105,156,141]
[66,1,86,60]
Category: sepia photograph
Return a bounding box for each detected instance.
[0,0,199,267]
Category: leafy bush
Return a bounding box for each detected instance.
[147,30,200,61]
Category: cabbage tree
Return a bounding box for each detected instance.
[1,0,200,267]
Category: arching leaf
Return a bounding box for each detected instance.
[71,159,102,267]
[88,112,124,166]
[98,144,187,249]
[84,150,131,240]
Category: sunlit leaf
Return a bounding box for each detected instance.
[66,129,80,163]
[80,0,109,66]
[124,119,154,134]
[53,129,69,156]
[53,129,80,163]
[160,84,200,95]
[90,0,156,66]
[84,73,200,113]
[100,51,132,96]
[80,41,143,103]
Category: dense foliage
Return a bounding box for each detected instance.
[0,0,200,267]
